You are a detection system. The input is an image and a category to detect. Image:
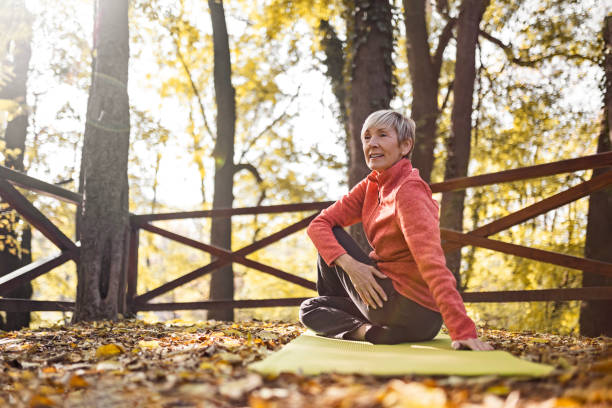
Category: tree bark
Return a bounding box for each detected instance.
[318,19,350,161]
[347,0,394,251]
[579,15,612,337]
[207,0,236,322]
[403,0,454,183]
[72,0,130,322]
[0,0,33,330]
[439,0,489,287]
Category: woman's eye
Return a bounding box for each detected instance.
[380,133,386,137]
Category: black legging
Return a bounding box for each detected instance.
[299,227,443,344]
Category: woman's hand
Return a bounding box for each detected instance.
[451,338,494,351]
[335,254,388,309]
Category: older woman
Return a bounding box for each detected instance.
[300,110,493,351]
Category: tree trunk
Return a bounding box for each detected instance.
[579,15,612,337]
[0,1,33,330]
[439,0,489,287]
[72,0,130,322]
[347,0,394,251]
[403,0,450,183]
[318,19,350,162]
[207,0,236,322]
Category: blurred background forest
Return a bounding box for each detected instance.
[0,0,609,335]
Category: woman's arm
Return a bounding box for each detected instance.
[307,178,368,266]
[307,179,389,309]
[395,181,493,350]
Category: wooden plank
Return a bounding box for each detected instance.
[136,261,226,304]
[136,214,318,303]
[462,287,612,302]
[441,229,612,278]
[135,298,310,311]
[432,151,612,193]
[0,299,74,312]
[131,201,333,223]
[233,213,318,254]
[0,165,82,204]
[140,223,316,290]
[0,178,79,254]
[0,251,73,295]
[443,170,612,252]
[126,228,139,308]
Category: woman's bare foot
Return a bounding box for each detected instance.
[345,323,372,341]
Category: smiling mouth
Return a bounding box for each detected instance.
[370,154,383,159]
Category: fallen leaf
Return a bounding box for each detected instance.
[379,380,447,408]
[68,374,90,389]
[553,397,582,407]
[95,344,124,359]
[486,384,511,396]
[29,394,56,407]
[96,360,124,371]
[138,340,160,349]
[219,373,263,400]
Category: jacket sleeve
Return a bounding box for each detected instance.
[307,178,368,266]
[395,181,478,341]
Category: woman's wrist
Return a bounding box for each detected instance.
[334,253,355,271]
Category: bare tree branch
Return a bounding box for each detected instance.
[233,162,263,183]
[168,28,214,139]
[479,29,598,66]
[238,85,301,163]
[432,17,457,81]
[251,186,267,241]
[440,79,454,114]
[435,0,450,19]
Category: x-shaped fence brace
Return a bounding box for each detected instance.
[1,152,612,312]
[0,167,80,311]
[128,208,326,311]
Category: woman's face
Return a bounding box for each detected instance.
[362,126,412,172]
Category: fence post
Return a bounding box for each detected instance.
[126,226,140,317]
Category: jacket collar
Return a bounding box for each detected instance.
[366,158,413,191]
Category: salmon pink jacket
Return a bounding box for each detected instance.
[307,158,478,341]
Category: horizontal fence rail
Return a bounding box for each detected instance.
[431,151,612,193]
[131,201,335,224]
[0,151,611,313]
[136,298,310,311]
[0,165,82,205]
[0,299,74,312]
[461,287,612,302]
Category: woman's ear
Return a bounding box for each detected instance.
[401,139,413,157]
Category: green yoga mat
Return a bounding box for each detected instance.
[249,331,554,377]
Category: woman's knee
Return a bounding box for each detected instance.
[298,297,320,325]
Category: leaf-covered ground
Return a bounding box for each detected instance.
[0,320,610,407]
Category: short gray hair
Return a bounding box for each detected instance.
[361,110,416,159]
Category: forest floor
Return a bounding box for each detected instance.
[0,319,610,408]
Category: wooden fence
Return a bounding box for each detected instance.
[1,151,612,314]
